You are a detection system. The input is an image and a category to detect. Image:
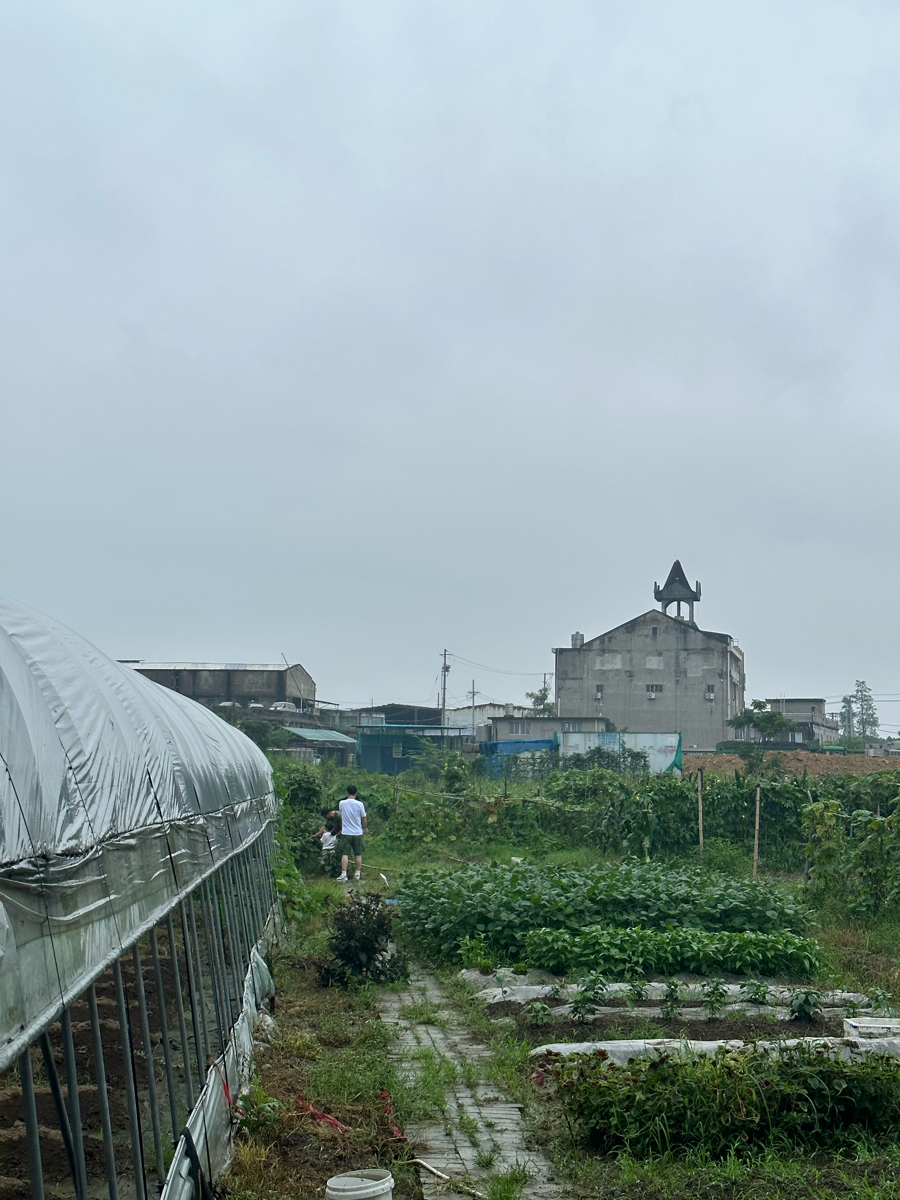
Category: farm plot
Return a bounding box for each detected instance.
[397,861,808,960]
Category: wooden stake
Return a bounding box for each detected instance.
[697,769,704,854]
[753,783,761,879]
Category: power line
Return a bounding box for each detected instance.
[448,652,552,678]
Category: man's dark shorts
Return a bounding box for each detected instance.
[340,834,365,856]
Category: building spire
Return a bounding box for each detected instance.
[653,560,701,622]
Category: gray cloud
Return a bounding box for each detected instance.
[1,1,898,724]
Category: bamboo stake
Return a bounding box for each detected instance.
[753,783,761,879]
[697,769,704,854]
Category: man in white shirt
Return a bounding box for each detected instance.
[337,786,367,882]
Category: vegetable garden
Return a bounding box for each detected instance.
[266,753,900,1200]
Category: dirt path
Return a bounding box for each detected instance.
[380,967,562,1200]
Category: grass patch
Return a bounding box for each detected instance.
[398,999,447,1027]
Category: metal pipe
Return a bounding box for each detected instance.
[179,900,207,1085]
[231,857,253,964]
[113,959,147,1200]
[88,983,120,1200]
[38,1032,78,1189]
[186,893,211,1062]
[61,1007,89,1200]
[165,913,195,1111]
[209,876,236,1030]
[224,859,248,969]
[150,928,180,1142]
[20,1047,45,1200]
[131,946,165,1187]
[216,870,244,1014]
[200,882,227,1057]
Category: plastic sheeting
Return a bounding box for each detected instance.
[0,595,275,1071]
[162,919,277,1200]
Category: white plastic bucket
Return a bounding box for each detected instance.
[325,1169,395,1200]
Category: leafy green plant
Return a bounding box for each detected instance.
[458,932,495,972]
[660,979,682,1020]
[525,925,822,980]
[701,978,728,1018]
[551,1044,900,1157]
[868,987,894,1014]
[788,988,823,1023]
[576,972,610,1004]
[739,979,770,1008]
[570,990,599,1024]
[398,861,809,960]
[234,1077,283,1138]
[626,980,648,1008]
[842,1000,861,1020]
[522,999,552,1025]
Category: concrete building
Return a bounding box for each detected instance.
[445,702,533,736]
[764,699,839,747]
[122,661,316,710]
[553,561,745,751]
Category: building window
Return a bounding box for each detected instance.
[706,684,715,701]
[392,743,404,758]
[646,684,663,694]
[651,626,658,638]
[564,722,581,732]
[509,721,531,735]
[595,685,603,695]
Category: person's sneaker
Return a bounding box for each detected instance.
[354,871,361,880]
[337,873,348,883]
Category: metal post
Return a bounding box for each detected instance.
[61,1008,89,1200]
[209,877,237,1028]
[150,928,180,1143]
[240,851,261,942]
[165,913,194,1111]
[20,1047,45,1200]
[186,894,211,1062]
[200,882,227,1057]
[232,857,253,960]
[88,984,120,1200]
[217,870,244,1010]
[131,946,166,1188]
[39,1032,78,1189]
[179,901,207,1086]
[113,959,147,1200]
[226,859,249,968]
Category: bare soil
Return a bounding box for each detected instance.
[683,752,897,778]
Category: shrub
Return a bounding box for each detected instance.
[397,861,808,959]
[550,1044,900,1157]
[320,893,408,987]
[524,925,822,980]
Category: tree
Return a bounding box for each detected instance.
[853,680,880,740]
[840,695,856,739]
[526,680,557,716]
[728,699,797,744]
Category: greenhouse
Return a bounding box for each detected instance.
[0,594,277,1200]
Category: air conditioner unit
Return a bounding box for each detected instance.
[706,693,715,701]
[647,694,655,701]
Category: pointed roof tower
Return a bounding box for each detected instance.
[654,560,701,622]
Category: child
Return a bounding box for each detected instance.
[311,808,341,869]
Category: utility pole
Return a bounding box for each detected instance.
[440,650,450,740]
[467,679,478,739]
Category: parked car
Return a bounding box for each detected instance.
[217,701,242,709]
[247,701,265,710]
[271,701,298,713]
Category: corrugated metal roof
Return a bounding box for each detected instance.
[122,662,306,672]
[281,726,356,745]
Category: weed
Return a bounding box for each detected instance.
[399,999,447,1027]
[458,1111,481,1145]
[234,1077,283,1139]
[522,999,552,1025]
[475,1147,499,1169]
[740,979,771,1008]
[459,932,496,971]
[486,1164,530,1200]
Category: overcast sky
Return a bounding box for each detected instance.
[2,2,899,725]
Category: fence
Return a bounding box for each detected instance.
[8,825,277,1200]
